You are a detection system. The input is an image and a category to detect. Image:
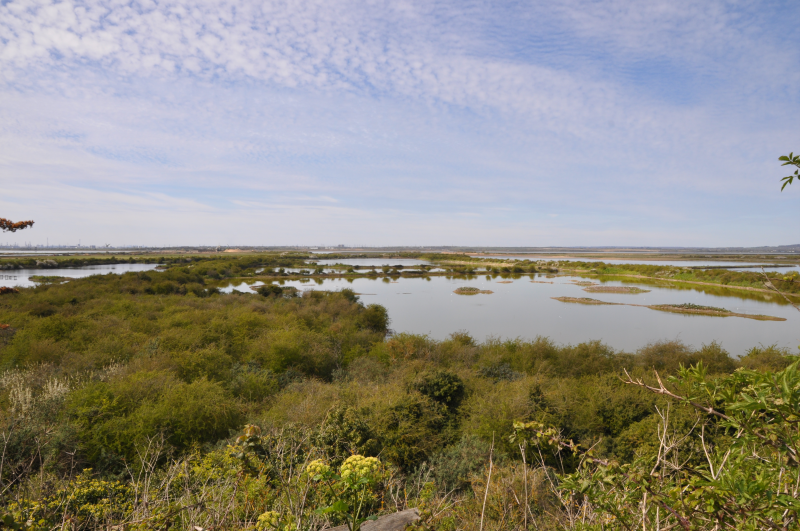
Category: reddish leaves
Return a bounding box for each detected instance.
[0,287,20,295]
[0,218,34,233]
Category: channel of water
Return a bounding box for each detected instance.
[0,264,161,289]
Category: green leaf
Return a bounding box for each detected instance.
[316,500,350,514]
[330,500,350,512]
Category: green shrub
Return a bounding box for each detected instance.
[228,363,279,401]
[739,344,796,371]
[314,405,380,463]
[69,377,242,463]
[375,394,447,471]
[358,304,389,332]
[428,435,493,492]
[411,371,465,410]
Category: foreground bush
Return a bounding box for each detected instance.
[1,269,798,529]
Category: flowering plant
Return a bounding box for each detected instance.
[306,455,386,531]
[256,510,296,531]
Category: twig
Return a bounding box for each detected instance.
[480,434,494,531]
[761,267,800,313]
[621,369,798,462]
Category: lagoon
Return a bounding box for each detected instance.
[0,263,161,289]
[225,273,799,355]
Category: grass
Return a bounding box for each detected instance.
[583,286,650,294]
[663,302,729,312]
[552,297,621,305]
[647,304,785,321]
[28,275,70,283]
[454,287,493,295]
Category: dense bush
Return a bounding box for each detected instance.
[1,263,797,530]
[411,370,465,410]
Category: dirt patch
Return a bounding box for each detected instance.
[531,280,554,284]
[552,297,622,305]
[454,287,494,295]
[583,286,650,294]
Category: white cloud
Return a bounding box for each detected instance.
[0,0,798,246]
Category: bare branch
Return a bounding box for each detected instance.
[760,267,800,314]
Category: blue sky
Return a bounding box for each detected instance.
[1,0,799,247]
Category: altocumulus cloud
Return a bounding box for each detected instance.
[0,0,799,246]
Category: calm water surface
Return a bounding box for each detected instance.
[309,258,431,267]
[0,264,161,288]
[471,255,800,273]
[4,260,797,355]
[225,274,800,355]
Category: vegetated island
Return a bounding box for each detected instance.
[434,253,800,299]
[28,275,70,283]
[583,285,650,294]
[496,281,513,284]
[454,286,494,295]
[552,297,785,321]
[570,281,597,286]
[552,297,622,305]
[647,303,786,321]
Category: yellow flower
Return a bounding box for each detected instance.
[306,459,330,478]
[257,511,294,531]
[257,511,280,530]
[339,455,382,481]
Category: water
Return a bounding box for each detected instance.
[0,264,161,288]
[469,256,800,273]
[308,258,431,267]
[0,250,136,256]
[252,274,800,355]
[5,259,798,355]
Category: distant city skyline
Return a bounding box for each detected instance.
[1,0,799,246]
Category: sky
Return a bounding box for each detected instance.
[1,0,799,247]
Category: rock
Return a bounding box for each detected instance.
[324,508,420,531]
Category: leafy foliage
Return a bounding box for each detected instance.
[515,359,800,530]
[779,151,800,191]
[1,259,798,530]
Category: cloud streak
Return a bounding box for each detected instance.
[0,0,799,246]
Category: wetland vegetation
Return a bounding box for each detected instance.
[582,285,649,294]
[0,251,798,530]
[552,296,621,305]
[453,287,493,295]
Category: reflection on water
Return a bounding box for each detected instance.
[308,258,431,267]
[470,255,800,273]
[242,274,799,355]
[0,264,161,288]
